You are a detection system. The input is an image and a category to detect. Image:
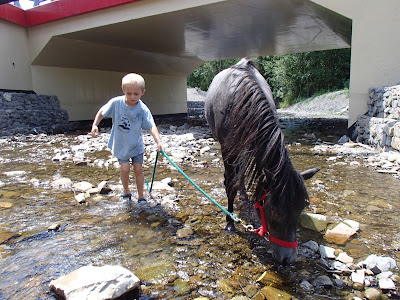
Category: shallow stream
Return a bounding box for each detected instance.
[0,117,399,299]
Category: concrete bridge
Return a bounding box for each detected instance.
[1,0,399,128]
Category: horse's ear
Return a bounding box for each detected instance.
[300,167,320,180]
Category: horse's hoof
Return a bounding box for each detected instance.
[224,224,237,232]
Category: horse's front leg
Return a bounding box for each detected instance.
[223,160,237,232]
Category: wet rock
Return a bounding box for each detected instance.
[98,181,112,194]
[364,287,382,300]
[377,271,393,280]
[256,271,283,287]
[332,261,352,273]
[50,265,139,300]
[337,252,354,264]
[0,231,21,244]
[200,146,210,155]
[260,286,295,300]
[300,280,314,291]
[1,191,19,198]
[378,278,396,290]
[152,178,174,191]
[74,192,87,204]
[301,240,319,253]
[0,201,13,208]
[51,178,72,188]
[136,259,174,282]
[242,284,258,298]
[72,181,93,192]
[174,278,190,295]
[358,255,398,273]
[312,275,334,287]
[343,219,360,232]
[351,269,365,284]
[176,227,194,238]
[299,212,328,232]
[324,222,357,245]
[320,245,336,259]
[47,223,61,231]
[86,187,100,195]
[3,170,27,177]
[353,282,364,291]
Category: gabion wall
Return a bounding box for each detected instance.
[356,85,400,151]
[0,92,73,136]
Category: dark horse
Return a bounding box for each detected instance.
[205,58,319,265]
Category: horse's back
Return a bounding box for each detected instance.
[205,68,234,143]
[205,58,276,143]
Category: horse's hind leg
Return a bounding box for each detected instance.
[239,173,248,201]
[223,160,238,232]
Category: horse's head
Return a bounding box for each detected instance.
[262,167,320,265]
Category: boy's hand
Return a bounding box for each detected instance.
[91,125,99,138]
[157,142,164,152]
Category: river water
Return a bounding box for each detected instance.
[0,117,399,299]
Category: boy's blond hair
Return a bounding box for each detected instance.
[122,73,145,90]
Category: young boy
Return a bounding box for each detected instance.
[91,73,163,203]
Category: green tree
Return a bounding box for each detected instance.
[187,59,239,91]
[187,49,351,106]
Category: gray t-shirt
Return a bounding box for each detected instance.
[101,96,155,161]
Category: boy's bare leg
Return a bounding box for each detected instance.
[133,163,145,199]
[120,162,131,195]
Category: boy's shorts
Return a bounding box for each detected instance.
[118,153,144,164]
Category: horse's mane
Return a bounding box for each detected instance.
[222,60,308,216]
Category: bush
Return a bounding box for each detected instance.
[187,49,351,106]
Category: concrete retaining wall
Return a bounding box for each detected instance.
[355,85,400,151]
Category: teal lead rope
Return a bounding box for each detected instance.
[145,149,247,226]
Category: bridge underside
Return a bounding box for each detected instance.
[33,0,351,77]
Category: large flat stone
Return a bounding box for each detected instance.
[50,265,140,300]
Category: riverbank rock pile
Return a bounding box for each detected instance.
[312,141,400,180]
[356,84,400,152]
[0,91,75,136]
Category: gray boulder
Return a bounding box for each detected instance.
[50,265,140,299]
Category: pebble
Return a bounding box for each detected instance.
[176,227,194,238]
[72,181,93,192]
[312,275,334,287]
[337,252,354,264]
[319,245,336,259]
[302,240,319,253]
[300,280,314,291]
[378,278,396,290]
[364,288,382,300]
[351,269,366,284]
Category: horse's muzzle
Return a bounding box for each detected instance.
[272,244,298,265]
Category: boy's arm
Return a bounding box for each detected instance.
[149,125,164,152]
[91,108,104,138]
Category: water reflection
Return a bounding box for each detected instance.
[0,118,399,299]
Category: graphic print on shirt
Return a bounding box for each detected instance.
[118,115,131,131]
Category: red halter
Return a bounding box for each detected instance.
[254,191,298,248]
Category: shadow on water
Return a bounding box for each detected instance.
[0,116,399,299]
